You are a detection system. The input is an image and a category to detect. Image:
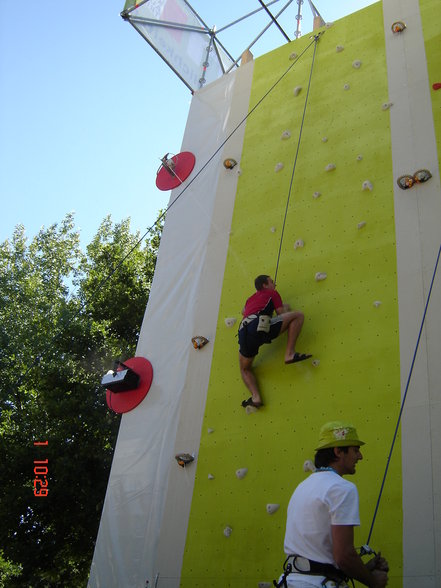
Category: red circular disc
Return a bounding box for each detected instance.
[106,357,153,414]
[155,151,196,191]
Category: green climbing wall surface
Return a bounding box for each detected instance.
[181,3,403,587]
[420,0,441,172]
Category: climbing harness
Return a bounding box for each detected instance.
[273,554,351,588]
[274,32,323,284]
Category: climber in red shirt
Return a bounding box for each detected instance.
[238,275,311,409]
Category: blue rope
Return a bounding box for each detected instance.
[366,243,441,545]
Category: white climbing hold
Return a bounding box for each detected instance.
[275,162,284,172]
[303,460,316,472]
[266,503,280,515]
[344,83,350,91]
[315,272,327,282]
[293,86,302,96]
[322,137,328,143]
[352,60,362,69]
[208,473,215,480]
[281,130,291,140]
[207,428,214,434]
[336,45,344,52]
[357,154,363,161]
[312,359,320,368]
[382,102,393,111]
[223,526,233,537]
[225,317,237,328]
[270,226,277,233]
[294,239,304,249]
[236,468,248,479]
[289,52,298,60]
[373,301,382,308]
[325,163,336,172]
[325,22,334,28]
[357,221,366,230]
[362,180,373,191]
[313,191,321,199]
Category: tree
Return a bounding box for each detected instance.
[0,213,162,586]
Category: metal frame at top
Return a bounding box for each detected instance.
[121,0,324,92]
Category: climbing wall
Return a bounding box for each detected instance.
[181,4,403,587]
[90,1,441,586]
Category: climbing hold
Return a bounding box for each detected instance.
[281,130,291,140]
[294,239,304,249]
[208,473,215,480]
[391,21,406,33]
[343,83,350,91]
[373,301,382,308]
[225,317,237,328]
[289,52,298,60]
[223,158,237,170]
[357,221,367,230]
[311,359,320,367]
[321,137,328,143]
[270,226,277,233]
[313,191,321,199]
[414,169,432,184]
[362,180,373,191]
[397,175,414,190]
[275,162,284,172]
[315,272,327,282]
[397,169,432,189]
[175,453,195,467]
[356,154,363,161]
[191,336,209,349]
[207,428,215,434]
[336,45,344,53]
[236,468,248,479]
[325,22,334,28]
[325,163,336,172]
[293,86,302,96]
[223,526,233,537]
[433,83,441,91]
[303,460,316,472]
[266,504,280,515]
[382,102,393,111]
[352,60,362,69]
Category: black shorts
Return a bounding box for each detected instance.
[238,316,283,358]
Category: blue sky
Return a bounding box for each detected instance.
[0,1,376,247]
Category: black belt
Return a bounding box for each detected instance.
[273,555,349,587]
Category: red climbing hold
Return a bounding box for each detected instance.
[156,151,196,191]
[432,83,441,91]
[105,357,153,414]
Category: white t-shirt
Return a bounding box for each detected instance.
[281,471,360,587]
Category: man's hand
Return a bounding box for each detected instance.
[366,552,389,572]
[369,569,388,587]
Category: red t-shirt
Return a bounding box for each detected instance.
[242,289,283,317]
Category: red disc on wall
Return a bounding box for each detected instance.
[155,151,196,191]
[106,357,153,414]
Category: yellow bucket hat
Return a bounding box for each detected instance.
[315,421,365,450]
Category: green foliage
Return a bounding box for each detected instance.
[0,213,162,586]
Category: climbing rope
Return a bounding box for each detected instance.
[11,35,321,398]
[274,32,322,284]
[366,243,441,545]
